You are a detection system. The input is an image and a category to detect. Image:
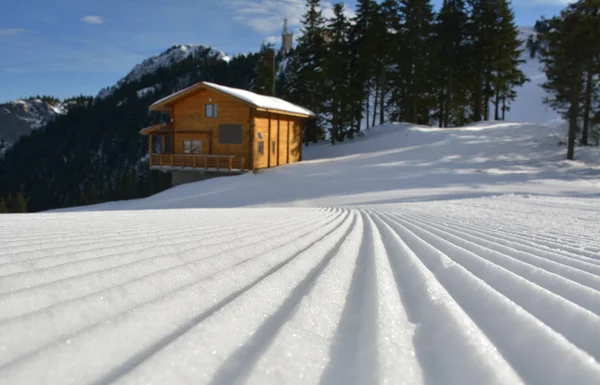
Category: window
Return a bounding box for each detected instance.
[219,124,242,144]
[183,139,202,154]
[205,104,218,118]
[257,141,264,155]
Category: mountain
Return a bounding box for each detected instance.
[0,99,65,155]
[0,44,233,156]
[0,44,260,212]
[97,45,231,100]
[0,26,572,213]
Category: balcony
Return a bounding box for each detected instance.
[149,153,246,173]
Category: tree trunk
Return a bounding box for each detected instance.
[372,82,379,128]
[582,70,593,145]
[494,88,501,121]
[502,95,506,121]
[379,77,385,125]
[438,87,445,128]
[445,71,453,128]
[365,95,370,129]
[567,88,581,160]
[473,60,483,122]
[483,76,491,121]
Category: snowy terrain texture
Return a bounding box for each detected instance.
[2,121,599,384]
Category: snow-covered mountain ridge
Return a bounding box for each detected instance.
[97,44,231,99]
[0,99,66,154]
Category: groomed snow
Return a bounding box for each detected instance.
[2,121,600,384]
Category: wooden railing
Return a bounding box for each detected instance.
[149,154,246,171]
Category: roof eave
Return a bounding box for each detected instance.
[254,107,315,119]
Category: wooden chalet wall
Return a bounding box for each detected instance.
[171,88,252,169]
[253,111,303,169]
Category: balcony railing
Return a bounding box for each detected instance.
[149,154,246,172]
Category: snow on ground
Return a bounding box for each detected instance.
[75,121,599,211]
[2,121,600,384]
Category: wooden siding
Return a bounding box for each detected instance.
[253,111,270,169]
[253,112,303,169]
[289,117,303,163]
[171,88,251,168]
[269,113,279,167]
[278,116,289,165]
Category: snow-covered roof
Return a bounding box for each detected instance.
[150,81,315,118]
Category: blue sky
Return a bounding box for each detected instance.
[0,0,571,103]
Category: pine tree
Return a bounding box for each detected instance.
[490,0,528,121]
[324,3,352,143]
[348,0,380,130]
[434,0,470,127]
[539,10,586,160]
[465,0,497,121]
[13,193,27,213]
[0,197,7,214]
[389,0,436,124]
[575,0,600,145]
[6,194,14,213]
[252,42,278,96]
[288,0,327,143]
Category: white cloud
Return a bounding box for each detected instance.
[81,16,104,25]
[265,35,281,44]
[227,0,355,36]
[0,29,27,37]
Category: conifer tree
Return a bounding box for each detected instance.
[0,197,7,214]
[288,0,327,143]
[575,0,600,145]
[324,3,352,143]
[6,194,14,213]
[13,193,27,213]
[389,0,436,124]
[348,0,380,130]
[539,11,586,160]
[252,42,278,96]
[434,0,470,127]
[539,0,600,158]
[490,0,528,121]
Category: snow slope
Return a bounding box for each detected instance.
[1,122,600,384]
[76,121,599,211]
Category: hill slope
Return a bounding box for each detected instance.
[2,122,600,384]
[76,121,599,211]
[0,99,66,154]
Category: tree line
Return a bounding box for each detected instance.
[253,0,528,145]
[534,0,600,159]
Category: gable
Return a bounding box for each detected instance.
[150,81,315,118]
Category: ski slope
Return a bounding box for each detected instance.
[2,122,600,384]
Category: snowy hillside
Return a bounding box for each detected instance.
[2,121,599,384]
[78,121,599,211]
[0,99,66,154]
[97,45,231,99]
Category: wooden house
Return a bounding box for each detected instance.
[140,81,315,176]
